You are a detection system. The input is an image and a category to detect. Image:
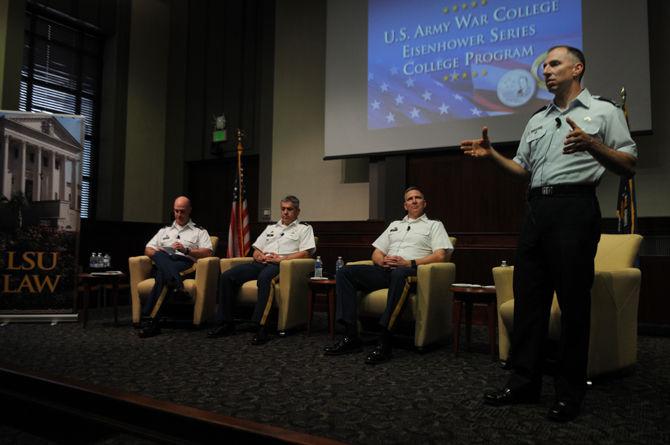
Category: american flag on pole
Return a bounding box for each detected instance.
[616,87,638,235]
[227,136,251,257]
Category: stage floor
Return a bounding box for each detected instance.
[1,307,670,444]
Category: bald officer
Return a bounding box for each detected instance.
[324,187,453,364]
[207,195,315,345]
[461,45,637,421]
[139,196,213,338]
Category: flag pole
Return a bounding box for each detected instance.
[236,129,245,255]
[618,87,637,234]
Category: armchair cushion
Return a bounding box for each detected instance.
[219,257,315,331]
[129,236,219,327]
[350,237,457,348]
[494,233,643,377]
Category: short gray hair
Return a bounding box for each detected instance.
[281,195,300,209]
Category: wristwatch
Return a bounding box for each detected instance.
[185,247,191,255]
[411,259,417,269]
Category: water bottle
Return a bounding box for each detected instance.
[103,253,111,269]
[89,252,95,269]
[335,256,344,274]
[314,256,323,278]
[95,253,102,268]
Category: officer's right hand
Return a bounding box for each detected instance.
[460,127,493,158]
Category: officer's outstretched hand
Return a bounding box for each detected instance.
[564,117,595,154]
[460,127,493,158]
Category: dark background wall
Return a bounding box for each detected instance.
[0,0,669,329]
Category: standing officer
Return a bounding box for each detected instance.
[139,196,213,338]
[207,195,315,345]
[324,187,453,364]
[460,45,637,421]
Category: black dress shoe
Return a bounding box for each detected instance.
[138,323,161,338]
[250,327,269,345]
[547,400,580,422]
[207,323,235,338]
[483,386,540,406]
[365,345,392,365]
[323,336,363,356]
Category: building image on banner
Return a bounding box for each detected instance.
[0,110,83,322]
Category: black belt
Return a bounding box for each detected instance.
[528,184,595,197]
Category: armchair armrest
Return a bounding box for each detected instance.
[129,255,153,324]
[492,265,514,361]
[413,262,456,347]
[192,257,221,326]
[220,257,254,273]
[276,258,316,331]
[588,268,642,375]
[347,260,373,266]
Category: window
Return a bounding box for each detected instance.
[19,5,103,219]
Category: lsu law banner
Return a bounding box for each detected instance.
[0,111,84,321]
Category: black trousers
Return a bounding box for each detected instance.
[509,192,601,403]
[335,265,415,330]
[216,262,280,325]
[142,252,194,317]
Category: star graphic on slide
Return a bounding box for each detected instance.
[390,66,399,75]
[371,100,381,110]
[385,112,396,123]
[453,94,463,101]
[421,90,432,101]
[439,103,450,115]
[405,77,415,87]
[380,82,389,92]
[395,95,405,105]
[470,107,483,116]
[409,107,421,119]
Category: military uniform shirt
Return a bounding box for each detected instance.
[146,219,213,257]
[513,88,637,188]
[253,219,316,255]
[372,214,452,260]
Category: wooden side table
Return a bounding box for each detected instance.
[77,272,127,328]
[306,278,337,338]
[451,285,497,357]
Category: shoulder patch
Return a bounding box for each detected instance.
[300,222,311,226]
[532,105,548,116]
[593,96,618,106]
[193,224,205,229]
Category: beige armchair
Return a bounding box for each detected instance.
[350,237,457,349]
[494,233,643,377]
[219,256,315,333]
[129,236,220,327]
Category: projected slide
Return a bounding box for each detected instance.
[367,0,582,130]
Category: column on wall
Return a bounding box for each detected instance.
[1,135,9,197]
[50,151,58,200]
[59,155,66,203]
[18,140,26,194]
[71,159,79,210]
[35,146,42,201]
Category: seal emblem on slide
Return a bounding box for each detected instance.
[496,69,537,107]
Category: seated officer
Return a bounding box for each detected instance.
[324,187,453,364]
[139,196,213,338]
[207,195,315,345]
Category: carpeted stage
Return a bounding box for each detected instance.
[1,308,670,444]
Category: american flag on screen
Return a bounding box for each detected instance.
[227,153,251,258]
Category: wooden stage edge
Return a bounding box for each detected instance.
[0,362,345,445]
